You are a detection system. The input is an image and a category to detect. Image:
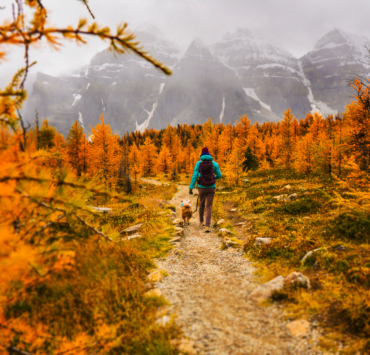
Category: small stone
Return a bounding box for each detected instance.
[249,276,285,303]
[303,216,310,219]
[286,319,310,337]
[144,288,162,297]
[226,240,240,248]
[335,245,346,251]
[122,233,142,241]
[216,219,226,225]
[170,237,181,243]
[120,223,143,235]
[289,193,299,200]
[284,272,311,289]
[237,222,245,226]
[304,192,310,195]
[146,270,164,282]
[156,315,171,326]
[230,208,237,212]
[284,185,292,190]
[219,228,232,236]
[254,237,272,246]
[243,179,250,183]
[272,194,287,201]
[221,192,232,195]
[172,219,182,225]
[88,206,112,213]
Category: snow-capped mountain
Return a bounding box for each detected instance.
[300,28,370,113]
[24,26,370,135]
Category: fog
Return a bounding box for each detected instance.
[1,0,370,86]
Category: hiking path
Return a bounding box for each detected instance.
[143,179,323,355]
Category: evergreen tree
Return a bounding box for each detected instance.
[242,146,258,171]
[157,144,173,174]
[66,120,84,176]
[140,137,157,176]
[38,119,56,150]
[89,115,120,185]
[280,109,296,169]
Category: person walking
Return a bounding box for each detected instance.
[189,147,222,232]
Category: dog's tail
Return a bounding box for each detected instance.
[182,205,192,213]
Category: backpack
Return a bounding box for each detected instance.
[197,161,216,186]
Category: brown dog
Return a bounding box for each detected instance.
[181,199,193,225]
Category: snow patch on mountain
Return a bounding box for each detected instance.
[297,60,337,116]
[72,94,82,106]
[220,96,225,123]
[244,88,271,112]
[136,82,166,133]
[136,102,158,133]
[159,83,165,94]
[78,112,86,131]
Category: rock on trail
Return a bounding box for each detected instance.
[149,183,323,355]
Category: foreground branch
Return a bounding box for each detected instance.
[76,216,113,242]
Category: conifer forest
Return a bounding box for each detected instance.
[1,1,370,355]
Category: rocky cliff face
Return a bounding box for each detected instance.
[300,28,370,114]
[24,26,370,136]
[211,28,311,119]
[150,38,259,129]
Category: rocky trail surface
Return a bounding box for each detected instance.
[143,180,323,355]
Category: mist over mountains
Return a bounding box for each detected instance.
[24,25,370,136]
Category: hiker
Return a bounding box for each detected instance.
[189,147,222,232]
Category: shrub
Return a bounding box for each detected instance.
[274,197,320,215]
[328,213,370,242]
[336,260,350,273]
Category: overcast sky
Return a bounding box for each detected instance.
[1,0,370,86]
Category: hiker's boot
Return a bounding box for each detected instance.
[199,222,205,227]
[205,227,211,233]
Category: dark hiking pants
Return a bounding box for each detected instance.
[199,188,216,227]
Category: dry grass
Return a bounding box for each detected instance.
[215,168,370,353]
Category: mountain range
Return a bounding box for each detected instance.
[24,25,370,136]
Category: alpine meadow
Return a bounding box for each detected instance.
[2,1,370,355]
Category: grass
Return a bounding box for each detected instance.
[219,168,370,353]
[3,180,181,354]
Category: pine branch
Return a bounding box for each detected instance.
[12,189,102,218]
[1,26,172,75]
[75,216,113,241]
[31,214,64,238]
[77,0,95,19]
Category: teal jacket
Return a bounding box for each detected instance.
[190,155,222,189]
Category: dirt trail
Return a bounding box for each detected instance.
[144,179,322,354]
